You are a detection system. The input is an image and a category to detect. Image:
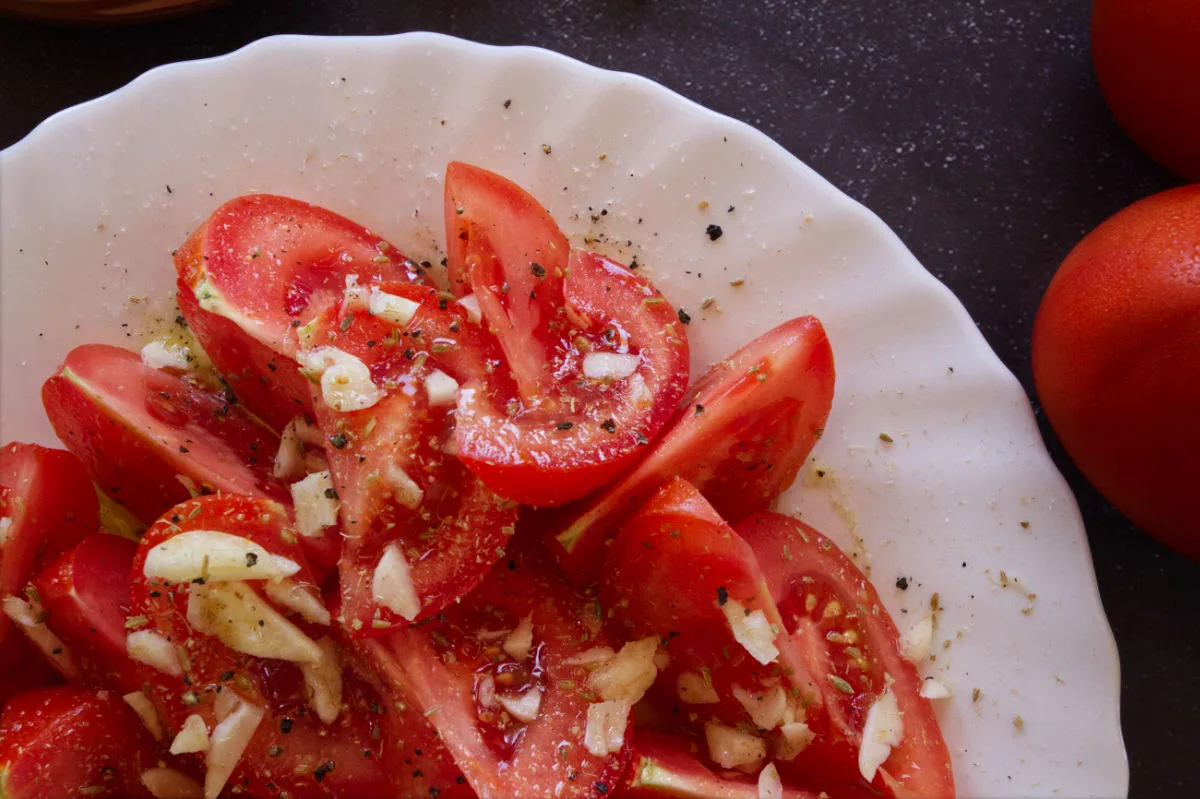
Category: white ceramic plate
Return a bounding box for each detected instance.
[0,33,1126,797]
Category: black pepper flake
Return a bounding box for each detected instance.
[430,788,440,797]
[600,419,617,434]
[716,586,729,606]
[179,446,190,453]
[438,298,448,310]
[896,576,909,591]
[456,777,465,785]
[694,404,705,416]
[503,99,512,109]
[594,783,609,794]
[531,262,546,279]
[677,308,692,324]
[269,746,284,757]
[220,670,234,681]
[324,487,339,500]
[556,421,574,431]
[705,224,724,241]
[404,348,416,360]
[245,552,258,567]
[313,761,335,782]
[329,433,349,449]
[280,717,294,734]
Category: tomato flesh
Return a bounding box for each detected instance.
[175,193,421,429]
[736,512,954,798]
[551,316,834,583]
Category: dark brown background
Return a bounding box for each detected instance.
[0,2,1194,796]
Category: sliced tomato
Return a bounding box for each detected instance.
[625,733,820,799]
[31,533,142,694]
[296,285,518,633]
[0,444,99,648]
[736,512,955,798]
[444,163,691,506]
[175,193,421,429]
[361,547,629,799]
[601,478,820,739]
[552,315,834,583]
[42,344,287,523]
[0,633,61,712]
[0,686,157,799]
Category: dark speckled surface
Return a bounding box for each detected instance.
[0,2,1194,796]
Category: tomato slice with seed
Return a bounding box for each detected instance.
[601,478,820,738]
[175,193,421,429]
[444,163,691,507]
[736,512,955,798]
[42,344,286,523]
[551,315,834,583]
[361,547,629,799]
[0,686,160,799]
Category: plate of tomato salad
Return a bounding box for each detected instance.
[0,32,1126,799]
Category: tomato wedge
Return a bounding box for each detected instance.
[361,547,630,799]
[601,478,820,741]
[736,512,955,798]
[0,634,60,712]
[296,284,518,633]
[0,686,159,799]
[625,733,820,799]
[0,444,99,650]
[552,315,834,583]
[32,533,142,694]
[175,193,421,429]
[445,163,691,506]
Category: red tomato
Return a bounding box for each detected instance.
[361,547,628,799]
[0,634,61,712]
[42,344,286,523]
[175,194,421,430]
[0,444,99,649]
[602,478,821,743]
[445,163,691,506]
[625,733,820,799]
[32,533,142,693]
[296,285,518,634]
[736,512,954,798]
[1032,185,1200,560]
[1091,0,1200,180]
[130,495,407,798]
[551,316,834,583]
[0,686,158,799]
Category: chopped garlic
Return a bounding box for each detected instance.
[920,677,952,700]
[299,637,344,724]
[424,369,460,407]
[626,373,652,406]
[582,351,640,381]
[734,684,788,731]
[123,691,164,740]
[188,582,323,663]
[296,347,384,412]
[127,630,183,676]
[383,464,424,510]
[0,517,11,547]
[143,530,300,583]
[213,689,239,723]
[722,599,780,665]
[859,687,904,783]
[677,671,720,704]
[262,578,331,626]
[372,542,420,620]
[141,340,191,372]
[2,595,79,680]
[775,722,816,760]
[705,721,766,770]
[289,471,340,537]
[141,767,205,799]
[369,287,421,326]
[757,762,783,799]
[587,637,660,704]
[205,699,265,799]
[899,615,934,664]
[273,418,321,482]
[170,714,210,754]
[476,673,497,709]
[456,294,482,324]
[497,688,543,723]
[565,646,616,668]
[502,614,534,661]
[342,275,369,313]
[584,700,631,756]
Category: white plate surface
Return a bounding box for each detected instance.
[0,32,1126,798]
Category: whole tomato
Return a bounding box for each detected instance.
[1091,0,1200,180]
[1033,185,1200,560]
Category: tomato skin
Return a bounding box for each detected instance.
[552,315,834,583]
[175,193,421,429]
[0,686,157,799]
[32,533,143,694]
[42,344,287,525]
[1091,0,1200,180]
[0,444,99,648]
[1032,184,1200,560]
[736,512,954,798]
